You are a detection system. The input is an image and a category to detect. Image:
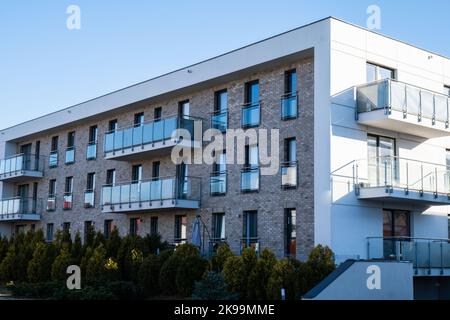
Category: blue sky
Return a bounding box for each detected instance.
[1,0,449,130]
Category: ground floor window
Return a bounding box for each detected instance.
[104,219,113,239]
[151,216,158,236]
[212,213,225,241]
[284,208,297,258]
[84,221,92,242]
[130,218,140,237]
[63,222,71,235]
[15,225,26,234]
[46,223,54,241]
[383,209,410,237]
[242,211,258,251]
[174,215,187,244]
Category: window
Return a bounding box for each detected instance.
[130,218,140,236]
[174,215,187,244]
[84,221,93,242]
[445,86,450,97]
[282,138,297,188]
[366,62,395,82]
[87,125,98,160]
[212,90,228,132]
[179,100,190,118]
[132,164,142,183]
[104,220,113,239]
[284,209,296,258]
[383,210,410,237]
[63,222,71,234]
[212,213,226,240]
[242,211,258,251]
[152,161,160,180]
[46,223,54,241]
[285,69,297,95]
[134,113,144,126]
[151,217,158,235]
[47,179,56,211]
[242,81,260,128]
[64,177,73,210]
[211,150,227,196]
[154,107,162,121]
[367,134,396,186]
[65,131,76,164]
[108,119,118,132]
[106,169,116,186]
[49,136,59,167]
[241,145,259,192]
[245,145,259,168]
[85,172,95,208]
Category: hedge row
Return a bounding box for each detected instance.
[0,229,335,300]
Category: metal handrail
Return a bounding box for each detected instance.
[101,175,201,188]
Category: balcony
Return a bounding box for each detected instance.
[210,171,227,196]
[241,167,260,192]
[356,79,450,138]
[353,156,450,206]
[101,176,201,213]
[281,161,298,188]
[242,103,260,128]
[0,154,44,182]
[0,197,42,222]
[211,110,228,132]
[367,237,450,276]
[103,115,202,161]
[281,93,298,120]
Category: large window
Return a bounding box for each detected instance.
[87,125,98,160]
[106,169,116,186]
[284,208,297,258]
[134,113,144,126]
[242,80,260,128]
[282,138,297,188]
[47,179,56,211]
[366,62,395,82]
[211,150,227,196]
[104,220,113,239]
[64,177,73,210]
[212,90,228,132]
[154,107,162,121]
[212,213,226,241]
[242,211,258,251]
[49,136,59,168]
[241,145,259,192]
[152,161,160,180]
[85,172,95,208]
[132,164,142,183]
[151,216,158,236]
[174,215,187,244]
[130,218,140,236]
[65,131,76,164]
[46,223,54,242]
[108,119,118,132]
[367,134,396,186]
[179,100,190,118]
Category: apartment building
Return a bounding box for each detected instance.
[1,17,450,297]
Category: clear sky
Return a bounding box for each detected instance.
[1,0,449,130]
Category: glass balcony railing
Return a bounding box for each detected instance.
[242,102,260,128]
[103,115,199,154]
[367,237,450,270]
[84,190,95,208]
[353,156,450,196]
[46,195,56,211]
[357,79,450,125]
[101,176,201,208]
[281,93,298,120]
[0,154,44,177]
[86,142,97,160]
[65,147,75,164]
[49,151,58,168]
[0,197,42,219]
[281,161,298,188]
[210,171,227,196]
[211,110,228,132]
[241,167,260,192]
[63,193,73,210]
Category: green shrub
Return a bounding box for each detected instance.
[305,245,335,292]
[143,233,170,256]
[175,255,208,296]
[27,242,56,283]
[173,243,200,258]
[221,256,247,299]
[106,227,121,258]
[0,236,9,264]
[85,244,107,282]
[71,232,83,265]
[266,258,303,300]
[0,245,16,282]
[241,247,257,275]
[51,248,72,282]
[192,271,238,300]
[117,236,144,282]
[93,231,106,248]
[137,254,162,296]
[247,248,276,300]
[210,244,234,272]
[159,254,183,295]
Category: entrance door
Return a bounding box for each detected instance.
[383,209,410,259]
[367,135,396,186]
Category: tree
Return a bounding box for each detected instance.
[304,245,335,292]
[106,227,121,258]
[266,258,303,300]
[192,271,238,300]
[175,255,208,296]
[0,245,17,282]
[221,256,247,299]
[27,242,56,283]
[137,254,162,296]
[85,244,107,282]
[210,244,234,272]
[247,248,276,299]
[51,248,72,282]
[72,232,83,265]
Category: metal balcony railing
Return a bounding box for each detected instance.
[103,115,200,154]
[242,102,261,128]
[352,156,450,196]
[356,79,450,126]
[367,237,450,272]
[281,92,298,120]
[0,154,44,177]
[0,197,42,219]
[281,161,298,188]
[65,147,75,164]
[101,175,201,207]
[49,151,58,168]
[86,142,97,160]
[210,171,227,195]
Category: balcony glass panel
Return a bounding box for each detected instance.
[242,103,260,128]
[47,195,56,211]
[281,94,298,119]
[86,143,97,160]
[49,151,58,167]
[210,172,227,195]
[65,148,75,164]
[211,111,228,132]
[63,193,73,210]
[0,197,41,218]
[241,168,259,192]
[84,191,95,208]
[281,162,297,188]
